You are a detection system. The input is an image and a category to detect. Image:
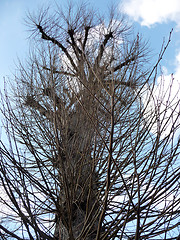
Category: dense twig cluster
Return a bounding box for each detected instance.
[0,3,179,240]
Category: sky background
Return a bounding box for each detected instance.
[0,0,179,136]
[0,0,180,81]
[0,0,179,234]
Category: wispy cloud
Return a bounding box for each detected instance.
[142,52,180,138]
[120,0,180,28]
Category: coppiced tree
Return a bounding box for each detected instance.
[0,3,179,240]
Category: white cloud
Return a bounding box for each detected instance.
[120,0,180,28]
[142,51,180,138]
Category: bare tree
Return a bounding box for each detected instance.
[0,3,179,240]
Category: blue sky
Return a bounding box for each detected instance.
[0,0,179,137]
[0,0,179,234]
[0,0,180,81]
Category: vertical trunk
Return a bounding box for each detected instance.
[53,107,101,239]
